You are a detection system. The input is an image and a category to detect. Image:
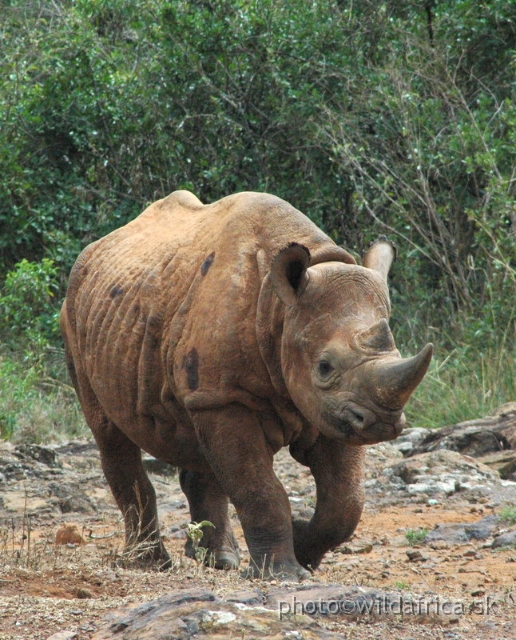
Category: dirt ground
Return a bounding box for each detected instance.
[0,443,514,640]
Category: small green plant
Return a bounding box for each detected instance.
[186,520,215,564]
[395,580,410,590]
[499,506,516,526]
[405,528,429,546]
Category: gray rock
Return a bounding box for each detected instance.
[366,441,403,465]
[91,587,342,639]
[91,583,464,638]
[406,549,427,562]
[225,589,264,606]
[0,460,45,480]
[425,515,500,545]
[409,481,457,495]
[492,529,516,549]
[14,443,62,468]
[266,583,456,621]
[407,405,516,458]
[46,632,78,640]
[425,523,472,544]
[478,450,516,481]
[55,440,99,456]
[464,515,499,540]
[59,494,97,514]
[338,542,373,554]
[387,450,499,496]
[48,481,97,514]
[391,427,430,455]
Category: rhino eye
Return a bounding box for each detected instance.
[318,359,334,377]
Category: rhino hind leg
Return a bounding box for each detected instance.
[93,421,172,569]
[72,369,171,569]
[179,469,240,570]
[103,430,171,568]
[62,310,170,569]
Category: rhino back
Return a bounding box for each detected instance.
[63,190,333,432]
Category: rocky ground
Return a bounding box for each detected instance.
[0,405,515,640]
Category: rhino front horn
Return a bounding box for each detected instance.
[372,343,433,409]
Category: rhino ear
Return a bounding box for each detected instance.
[270,243,311,306]
[363,237,396,281]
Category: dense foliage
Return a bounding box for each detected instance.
[0,0,514,439]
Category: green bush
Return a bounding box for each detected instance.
[1,0,514,351]
[0,258,60,347]
[0,0,514,441]
[0,351,87,442]
[499,506,516,526]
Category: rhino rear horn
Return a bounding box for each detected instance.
[363,238,396,281]
[270,243,311,306]
[357,318,396,352]
[372,343,433,409]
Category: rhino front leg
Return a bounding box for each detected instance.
[290,436,365,571]
[179,469,240,569]
[94,420,172,569]
[192,406,310,581]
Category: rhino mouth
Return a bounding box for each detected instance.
[326,404,404,444]
[335,419,356,439]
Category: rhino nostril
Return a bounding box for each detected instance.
[350,409,365,425]
[342,407,369,431]
[336,405,377,435]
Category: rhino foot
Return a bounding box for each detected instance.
[119,542,172,571]
[185,542,240,570]
[242,560,311,582]
[212,549,240,570]
[291,518,322,570]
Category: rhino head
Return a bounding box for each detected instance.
[269,241,432,445]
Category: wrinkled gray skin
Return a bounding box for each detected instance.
[60,191,433,581]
